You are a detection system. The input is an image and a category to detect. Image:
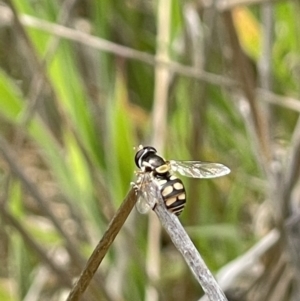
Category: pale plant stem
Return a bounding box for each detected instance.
[0,6,234,86]
[144,1,172,301]
[153,191,228,301]
[151,0,171,152]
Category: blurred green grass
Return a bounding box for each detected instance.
[0,1,299,301]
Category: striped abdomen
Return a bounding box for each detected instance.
[155,174,186,216]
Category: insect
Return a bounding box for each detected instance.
[133,145,230,216]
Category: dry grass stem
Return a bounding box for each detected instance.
[153,193,228,301]
[0,205,73,288]
[203,0,280,11]
[223,11,271,170]
[0,5,235,87]
[144,0,172,300]
[0,136,85,267]
[65,188,137,301]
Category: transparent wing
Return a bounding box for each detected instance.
[135,173,160,214]
[169,160,230,179]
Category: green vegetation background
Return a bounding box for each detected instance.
[0,1,299,301]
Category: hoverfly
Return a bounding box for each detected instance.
[133,145,230,216]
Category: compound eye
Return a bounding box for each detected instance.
[134,149,144,168]
[146,146,157,153]
[134,146,157,168]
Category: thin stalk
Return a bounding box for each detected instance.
[0,136,113,300]
[153,192,228,301]
[223,11,271,170]
[145,0,172,300]
[151,0,172,151]
[0,6,235,88]
[65,188,137,301]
